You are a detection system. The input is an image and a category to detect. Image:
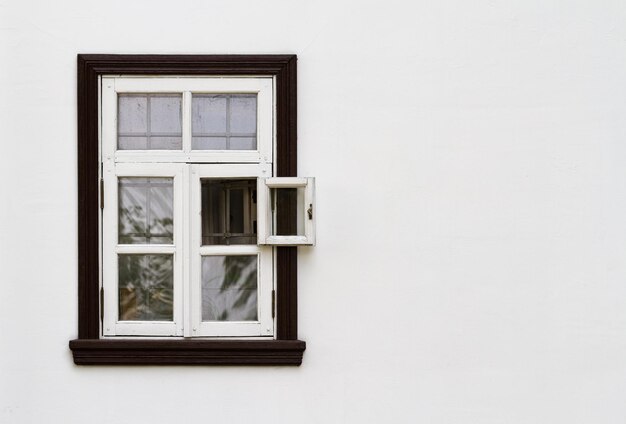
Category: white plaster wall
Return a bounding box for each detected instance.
[2,0,626,422]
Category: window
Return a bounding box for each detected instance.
[70,55,308,365]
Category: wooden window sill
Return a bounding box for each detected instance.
[69,339,305,365]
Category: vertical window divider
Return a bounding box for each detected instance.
[182,164,192,337]
[182,90,192,336]
[146,94,152,149]
[225,95,231,150]
[182,91,192,155]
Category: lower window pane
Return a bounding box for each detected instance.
[201,255,258,321]
[118,254,173,321]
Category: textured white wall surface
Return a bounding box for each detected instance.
[2,0,626,422]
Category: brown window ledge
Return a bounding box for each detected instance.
[69,339,305,365]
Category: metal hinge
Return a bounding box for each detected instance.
[100,287,104,322]
[100,178,104,209]
[271,289,275,318]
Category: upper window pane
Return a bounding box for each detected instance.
[229,96,257,133]
[201,178,257,245]
[119,177,174,244]
[192,94,257,150]
[118,94,182,150]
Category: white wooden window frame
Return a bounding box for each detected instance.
[101,76,276,338]
[258,177,316,246]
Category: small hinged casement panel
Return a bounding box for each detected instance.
[258,177,315,246]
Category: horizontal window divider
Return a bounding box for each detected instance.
[204,233,257,237]
[192,133,257,137]
[192,93,257,97]
[195,322,265,338]
[118,93,181,97]
[115,244,177,254]
[118,133,183,137]
[264,236,309,245]
[198,245,260,255]
[264,177,308,187]
[114,77,272,93]
[114,153,266,163]
[106,323,181,337]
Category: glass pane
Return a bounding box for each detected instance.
[271,187,305,236]
[191,94,257,150]
[192,96,227,133]
[201,255,257,321]
[118,177,174,244]
[192,137,227,150]
[118,254,173,321]
[150,136,182,150]
[118,136,148,150]
[118,96,147,133]
[229,137,256,150]
[118,94,182,150]
[230,95,257,133]
[150,96,182,133]
[201,179,257,245]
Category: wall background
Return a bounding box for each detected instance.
[2,0,626,422]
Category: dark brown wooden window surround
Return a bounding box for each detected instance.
[69,54,305,365]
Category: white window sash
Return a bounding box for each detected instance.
[258,177,316,246]
[189,164,274,338]
[102,162,185,336]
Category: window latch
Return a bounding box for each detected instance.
[307,204,313,220]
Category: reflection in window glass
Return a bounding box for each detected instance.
[118,254,173,321]
[201,179,257,245]
[271,187,305,236]
[201,255,257,321]
[118,177,173,244]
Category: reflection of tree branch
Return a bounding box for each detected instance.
[216,256,258,320]
[118,247,173,321]
[119,204,173,243]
